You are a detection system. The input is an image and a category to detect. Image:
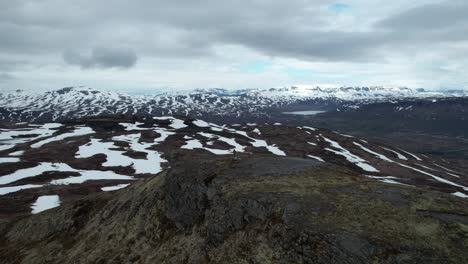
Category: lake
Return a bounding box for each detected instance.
[282,110,326,116]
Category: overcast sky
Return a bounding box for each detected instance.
[0,0,467,93]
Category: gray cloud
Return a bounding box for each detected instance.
[0,72,15,82]
[0,58,28,71]
[214,27,387,62]
[63,47,138,69]
[0,1,332,59]
[0,1,465,63]
[0,0,461,64]
[0,0,468,90]
[377,2,468,30]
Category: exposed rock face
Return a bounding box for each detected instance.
[1,157,467,263]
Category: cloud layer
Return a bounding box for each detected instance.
[0,0,467,92]
[63,48,137,69]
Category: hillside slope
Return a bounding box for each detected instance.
[1,156,467,263]
[298,97,468,159]
[1,116,467,219]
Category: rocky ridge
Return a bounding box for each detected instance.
[0,156,467,263]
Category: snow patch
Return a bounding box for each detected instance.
[113,132,170,174]
[181,138,232,155]
[0,123,62,151]
[31,126,94,148]
[9,150,24,156]
[397,148,422,161]
[193,120,210,127]
[76,138,134,167]
[50,170,134,185]
[119,122,147,131]
[397,163,468,191]
[154,117,187,129]
[0,163,76,185]
[364,175,410,186]
[31,195,61,214]
[433,163,463,176]
[322,136,378,172]
[0,162,135,187]
[101,183,130,192]
[225,127,286,156]
[381,147,408,160]
[265,145,287,156]
[452,192,468,198]
[302,126,317,131]
[199,133,245,153]
[0,157,20,163]
[353,142,393,162]
[307,155,324,162]
[252,128,261,135]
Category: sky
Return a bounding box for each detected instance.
[0,0,467,93]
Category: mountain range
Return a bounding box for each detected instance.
[1,87,468,263]
[1,86,465,123]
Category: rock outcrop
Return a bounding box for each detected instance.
[1,157,467,263]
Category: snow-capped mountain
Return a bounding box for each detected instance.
[244,86,445,100]
[0,86,465,123]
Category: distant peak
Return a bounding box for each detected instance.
[54,86,100,94]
